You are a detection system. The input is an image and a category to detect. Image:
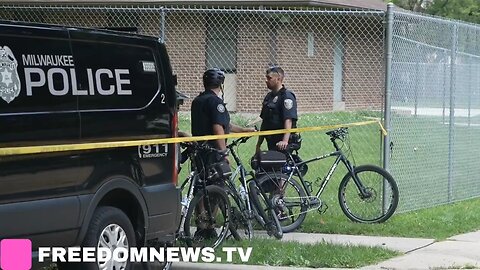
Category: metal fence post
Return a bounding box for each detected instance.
[160,7,166,43]
[468,62,472,127]
[414,51,419,117]
[383,3,394,173]
[448,23,458,202]
[383,3,394,213]
[443,51,447,124]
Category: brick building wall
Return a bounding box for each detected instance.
[275,15,335,112]
[236,14,271,113]
[164,13,206,110]
[342,16,384,110]
[0,6,385,114]
[162,11,384,114]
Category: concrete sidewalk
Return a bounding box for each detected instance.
[171,230,480,270]
[363,231,480,270]
[392,106,480,117]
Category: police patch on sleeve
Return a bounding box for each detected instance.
[284,99,294,110]
[217,104,226,113]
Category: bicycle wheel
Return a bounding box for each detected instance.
[184,184,231,248]
[229,205,253,241]
[338,165,399,223]
[255,173,307,233]
[248,179,283,239]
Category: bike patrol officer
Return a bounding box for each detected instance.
[191,68,254,153]
[256,66,299,152]
[191,68,254,240]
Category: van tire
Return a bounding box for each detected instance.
[58,206,136,270]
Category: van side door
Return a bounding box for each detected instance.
[68,29,177,216]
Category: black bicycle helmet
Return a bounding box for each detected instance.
[203,68,225,88]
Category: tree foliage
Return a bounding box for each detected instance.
[388,0,480,24]
[389,0,429,12]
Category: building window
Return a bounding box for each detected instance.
[206,15,237,73]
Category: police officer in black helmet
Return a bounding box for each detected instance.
[256,66,298,152]
[192,68,254,153]
[191,68,254,240]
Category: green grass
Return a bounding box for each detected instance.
[390,114,480,211]
[298,196,480,240]
[180,111,480,236]
[215,238,399,268]
[44,239,398,270]
[177,110,480,261]
[178,110,384,187]
[210,193,480,268]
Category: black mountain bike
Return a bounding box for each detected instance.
[224,136,284,240]
[269,127,399,232]
[177,142,231,248]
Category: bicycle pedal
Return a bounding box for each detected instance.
[308,197,321,207]
[317,203,328,214]
[226,233,236,241]
[277,212,288,221]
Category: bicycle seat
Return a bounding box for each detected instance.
[326,127,348,139]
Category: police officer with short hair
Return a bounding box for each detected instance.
[256,66,298,152]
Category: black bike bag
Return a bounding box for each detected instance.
[206,160,232,182]
[251,150,286,171]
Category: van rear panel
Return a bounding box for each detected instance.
[0,21,179,247]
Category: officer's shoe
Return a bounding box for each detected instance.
[194,228,218,241]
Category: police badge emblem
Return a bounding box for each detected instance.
[273,96,278,103]
[217,104,225,113]
[0,46,21,103]
[284,98,293,110]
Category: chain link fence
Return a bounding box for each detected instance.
[390,10,480,211]
[0,4,386,216]
[8,4,479,214]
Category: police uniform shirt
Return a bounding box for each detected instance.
[191,89,230,146]
[260,87,298,150]
[260,86,297,131]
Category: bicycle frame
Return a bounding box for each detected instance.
[226,138,282,232]
[284,139,371,202]
[179,171,196,231]
[178,146,224,239]
[224,142,254,223]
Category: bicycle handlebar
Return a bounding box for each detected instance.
[227,125,258,148]
[227,136,251,148]
[180,141,229,157]
[325,127,348,140]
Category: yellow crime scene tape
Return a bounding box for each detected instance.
[0,120,386,156]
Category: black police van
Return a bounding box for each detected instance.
[0,20,180,269]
